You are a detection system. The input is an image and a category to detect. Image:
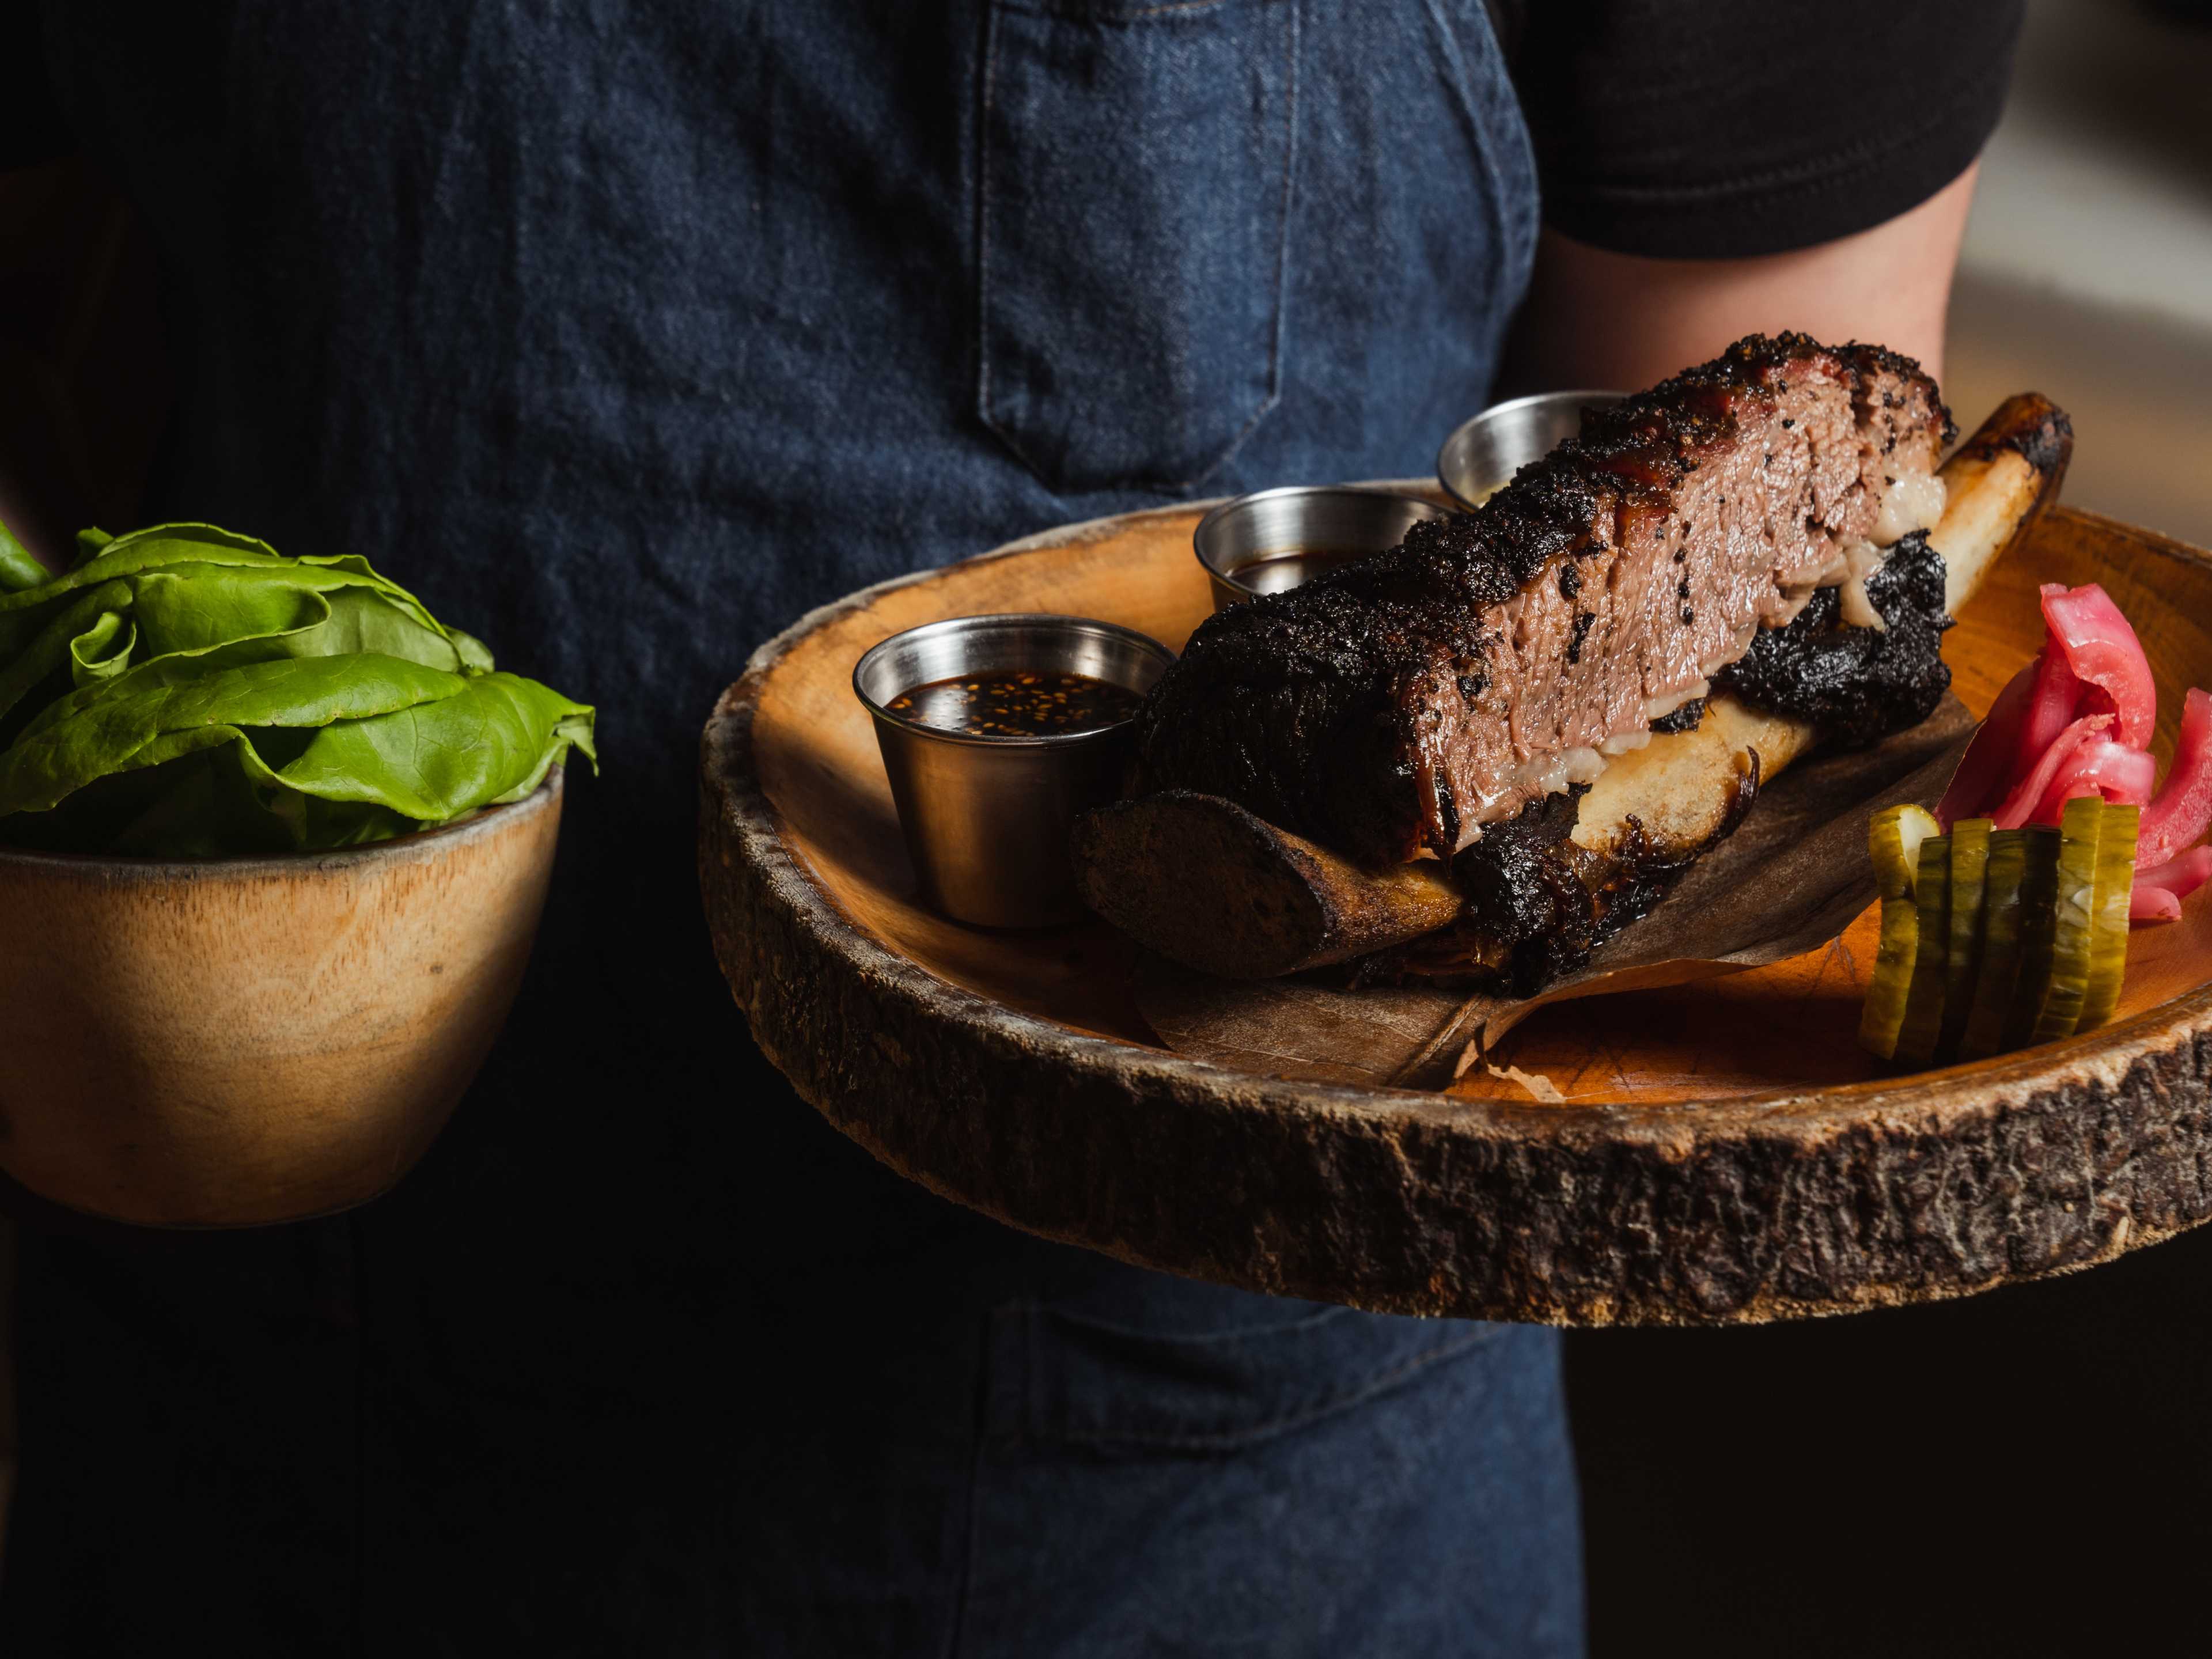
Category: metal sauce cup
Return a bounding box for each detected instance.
[1193,485,1450,611]
[1435,389,1626,510]
[854,614,1173,929]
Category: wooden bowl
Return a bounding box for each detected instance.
[0,773,563,1227]
[698,502,2212,1325]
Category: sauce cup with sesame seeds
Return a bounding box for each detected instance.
[854,614,1173,927]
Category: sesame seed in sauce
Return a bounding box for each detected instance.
[886,669,1142,738]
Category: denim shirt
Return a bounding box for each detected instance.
[14,5,1568,1653]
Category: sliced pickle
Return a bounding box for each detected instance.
[1862,794,2140,1065]
[1859,809,1937,1060]
[2029,796,2105,1043]
[1940,819,1993,1060]
[2078,801,2139,1030]
[1961,829,2031,1060]
[1858,894,1921,1060]
[1870,804,1941,902]
[2001,828,2065,1051]
[1892,834,1952,1068]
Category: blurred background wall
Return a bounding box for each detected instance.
[1571,6,2212,1654]
[1948,0,2212,547]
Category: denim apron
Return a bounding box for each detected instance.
[11,3,1579,1653]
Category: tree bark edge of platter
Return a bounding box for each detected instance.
[696,508,2212,1328]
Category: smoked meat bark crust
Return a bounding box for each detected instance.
[1134,333,1951,867]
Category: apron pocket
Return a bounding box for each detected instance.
[978,0,1298,495]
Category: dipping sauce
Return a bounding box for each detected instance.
[1225,548,1374,596]
[885,669,1143,738]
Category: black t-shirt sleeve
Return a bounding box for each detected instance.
[1493,1,2025,259]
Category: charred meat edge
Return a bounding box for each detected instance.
[1134,333,1952,868]
[1363,531,1952,991]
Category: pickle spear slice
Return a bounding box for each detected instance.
[1940,819,1993,1060]
[2029,796,2106,1043]
[1861,805,1945,1063]
[1892,834,1952,1068]
[2001,828,2065,1051]
[2078,801,2139,1030]
[1961,828,2032,1060]
[1858,892,1921,1060]
[1858,807,1936,1061]
[1870,804,1941,901]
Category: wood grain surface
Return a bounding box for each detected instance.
[0,777,562,1227]
[699,493,2212,1324]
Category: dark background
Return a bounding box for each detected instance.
[1569,1234,2212,1654]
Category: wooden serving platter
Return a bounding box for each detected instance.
[698,497,2212,1325]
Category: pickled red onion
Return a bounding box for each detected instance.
[1990,713,2111,830]
[2131,847,2212,922]
[2030,736,2157,823]
[2018,642,2085,772]
[2041,582,2156,747]
[2132,887,2183,923]
[1937,584,2209,922]
[2139,687,2212,866]
[1936,658,2035,829]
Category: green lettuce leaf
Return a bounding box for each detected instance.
[0,522,594,855]
[67,609,137,685]
[0,653,469,817]
[0,580,136,726]
[271,671,597,821]
[0,517,47,594]
[0,525,474,668]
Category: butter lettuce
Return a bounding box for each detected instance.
[0,518,45,594]
[0,521,594,856]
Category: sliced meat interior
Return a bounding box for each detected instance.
[1135,332,1953,867]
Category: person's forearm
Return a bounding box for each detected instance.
[1503,163,1979,396]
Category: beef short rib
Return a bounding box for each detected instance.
[1134,333,1952,867]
